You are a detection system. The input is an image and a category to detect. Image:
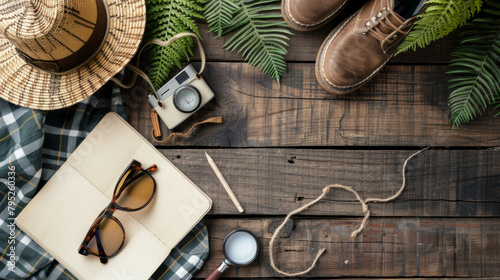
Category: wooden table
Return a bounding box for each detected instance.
[124,4,500,278]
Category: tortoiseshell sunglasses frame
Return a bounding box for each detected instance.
[78,160,157,263]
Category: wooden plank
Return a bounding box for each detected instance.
[159,149,500,217]
[124,63,500,147]
[193,279,491,280]
[197,218,500,278]
[194,0,458,64]
[196,24,458,64]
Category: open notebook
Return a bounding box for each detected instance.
[16,112,212,280]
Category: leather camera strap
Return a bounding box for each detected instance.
[110,32,206,102]
[151,115,223,144]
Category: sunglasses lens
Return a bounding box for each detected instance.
[87,218,124,256]
[115,169,155,210]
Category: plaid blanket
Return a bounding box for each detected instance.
[0,81,208,279]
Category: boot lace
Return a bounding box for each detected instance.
[364,6,406,44]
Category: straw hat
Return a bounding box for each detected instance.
[0,0,145,110]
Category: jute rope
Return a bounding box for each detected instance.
[269,147,429,277]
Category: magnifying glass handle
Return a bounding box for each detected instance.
[205,261,229,280]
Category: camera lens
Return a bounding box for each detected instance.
[173,85,202,113]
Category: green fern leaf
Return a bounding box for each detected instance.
[494,102,500,117]
[145,0,206,90]
[204,0,293,85]
[397,0,483,54]
[226,0,293,85]
[448,0,500,127]
[203,0,239,37]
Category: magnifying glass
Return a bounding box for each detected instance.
[205,230,259,280]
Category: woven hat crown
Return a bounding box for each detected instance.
[0,0,60,39]
[0,0,106,72]
[0,0,145,110]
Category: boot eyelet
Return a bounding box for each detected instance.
[365,21,372,28]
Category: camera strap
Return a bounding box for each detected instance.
[109,32,223,144]
[151,113,223,144]
[109,32,206,104]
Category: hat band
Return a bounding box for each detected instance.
[17,0,109,74]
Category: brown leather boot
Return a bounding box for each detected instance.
[315,0,419,94]
[282,0,350,31]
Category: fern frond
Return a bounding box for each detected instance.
[216,0,293,85]
[203,0,239,37]
[397,0,483,54]
[494,102,500,117]
[447,0,500,127]
[145,0,206,90]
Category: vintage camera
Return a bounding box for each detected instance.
[148,64,215,130]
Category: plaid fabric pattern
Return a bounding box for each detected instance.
[0,81,209,279]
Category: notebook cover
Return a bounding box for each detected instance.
[16,112,212,280]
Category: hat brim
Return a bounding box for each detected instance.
[0,0,145,110]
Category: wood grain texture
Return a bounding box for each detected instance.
[127,9,500,278]
[159,149,500,217]
[124,63,500,147]
[197,218,500,278]
[196,24,458,64]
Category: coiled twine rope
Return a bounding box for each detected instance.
[269,147,429,277]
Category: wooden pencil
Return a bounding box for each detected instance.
[204,151,245,213]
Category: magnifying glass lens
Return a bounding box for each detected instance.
[206,230,258,280]
[224,231,258,265]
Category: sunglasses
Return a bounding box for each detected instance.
[78,160,157,263]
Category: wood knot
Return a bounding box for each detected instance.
[294,194,304,202]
